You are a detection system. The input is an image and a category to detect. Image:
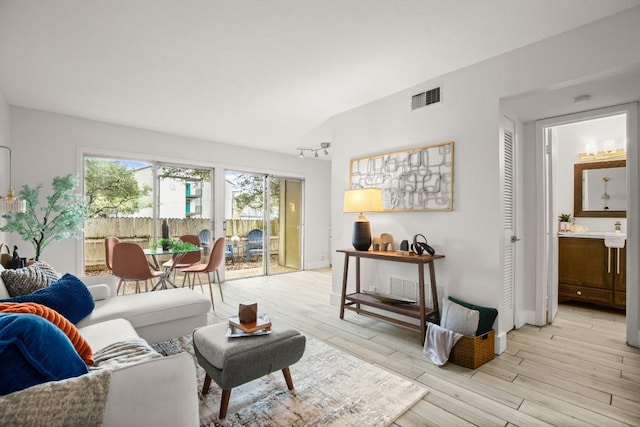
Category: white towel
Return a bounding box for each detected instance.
[423,322,463,366]
[604,234,626,249]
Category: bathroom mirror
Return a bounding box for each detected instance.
[574,160,626,218]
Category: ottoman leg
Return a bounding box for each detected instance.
[202,373,212,395]
[282,367,294,390]
[219,389,232,419]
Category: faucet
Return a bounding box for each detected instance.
[615,221,621,233]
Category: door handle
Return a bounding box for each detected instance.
[607,247,611,274]
[510,236,521,243]
[616,247,620,275]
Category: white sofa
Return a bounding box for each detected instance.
[0,272,212,426]
[77,275,211,344]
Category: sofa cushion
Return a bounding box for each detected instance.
[76,288,211,330]
[440,299,479,336]
[0,261,60,297]
[79,318,140,353]
[448,296,498,336]
[0,313,88,396]
[87,284,111,301]
[0,274,94,324]
[0,302,93,365]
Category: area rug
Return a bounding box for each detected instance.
[152,334,427,427]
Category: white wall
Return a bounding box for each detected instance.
[0,88,10,246]
[329,6,640,352]
[0,88,9,192]
[8,107,331,275]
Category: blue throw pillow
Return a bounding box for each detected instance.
[0,313,88,395]
[0,274,94,324]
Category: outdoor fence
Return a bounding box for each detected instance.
[84,217,280,270]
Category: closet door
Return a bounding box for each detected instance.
[501,116,517,331]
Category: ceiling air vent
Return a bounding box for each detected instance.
[411,87,441,110]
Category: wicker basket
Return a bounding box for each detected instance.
[449,329,495,369]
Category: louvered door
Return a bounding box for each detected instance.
[502,116,516,331]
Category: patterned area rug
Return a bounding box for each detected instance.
[152,334,427,427]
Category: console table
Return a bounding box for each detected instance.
[337,249,445,344]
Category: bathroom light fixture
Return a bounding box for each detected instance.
[296,142,331,158]
[0,146,26,214]
[578,139,626,161]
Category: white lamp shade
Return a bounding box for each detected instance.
[343,188,383,213]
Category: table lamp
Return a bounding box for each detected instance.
[343,188,383,251]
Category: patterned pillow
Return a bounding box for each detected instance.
[0,302,93,365]
[0,261,60,297]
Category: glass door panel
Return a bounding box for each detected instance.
[156,164,214,261]
[224,170,266,279]
[268,176,302,274]
[83,156,153,275]
[82,156,214,278]
[224,170,302,280]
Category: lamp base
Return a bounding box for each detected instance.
[352,221,372,251]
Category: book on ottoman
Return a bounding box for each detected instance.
[228,314,271,334]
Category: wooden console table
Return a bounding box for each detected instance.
[337,249,444,345]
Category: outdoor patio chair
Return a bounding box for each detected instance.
[225,243,235,264]
[112,242,165,295]
[245,228,263,261]
[198,228,211,257]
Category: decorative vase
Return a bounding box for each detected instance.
[352,221,372,251]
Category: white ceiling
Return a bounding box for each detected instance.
[1,0,639,156]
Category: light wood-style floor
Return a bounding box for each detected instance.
[192,269,640,426]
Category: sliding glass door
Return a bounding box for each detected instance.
[224,170,302,279]
[83,155,214,276]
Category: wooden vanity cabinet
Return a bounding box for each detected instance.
[558,237,626,308]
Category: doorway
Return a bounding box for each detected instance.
[536,104,635,327]
[224,170,302,279]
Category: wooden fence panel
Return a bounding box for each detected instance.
[84,217,280,270]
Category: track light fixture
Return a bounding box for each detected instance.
[296,142,331,158]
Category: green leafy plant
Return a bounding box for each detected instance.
[170,241,198,252]
[0,174,88,261]
[152,238,197,252]
[558,213,573,223]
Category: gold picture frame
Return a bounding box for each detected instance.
[349,141,454,212]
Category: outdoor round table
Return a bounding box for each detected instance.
[144,246,202,290]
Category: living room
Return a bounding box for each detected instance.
[1,2,640,425]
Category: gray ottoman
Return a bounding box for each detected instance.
[192,322,306,419]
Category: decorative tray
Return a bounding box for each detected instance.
[361,290,416,304]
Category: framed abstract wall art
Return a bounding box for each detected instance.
[349,141,454,212]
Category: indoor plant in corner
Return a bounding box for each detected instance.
[0,174,88,261]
